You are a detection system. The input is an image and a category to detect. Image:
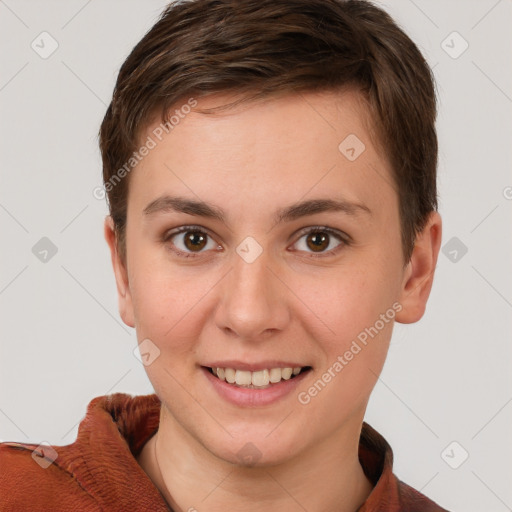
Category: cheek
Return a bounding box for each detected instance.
[292,257,401,404]
[127,246,206,349]
[294,270,398,417]
[295,260,400,343]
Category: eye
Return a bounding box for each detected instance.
[163,226,221,257]
[290,227,348,257]
[163,225,349,259]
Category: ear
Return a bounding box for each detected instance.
[104,216,135,328]
[395,211,442,324]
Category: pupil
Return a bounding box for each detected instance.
[185,232,206,251]
[308,232,328,252]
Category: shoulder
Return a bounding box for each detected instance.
[0,393,162,511]
[0,441,98,511]
[359,422,450,512]
[395,477,450,512]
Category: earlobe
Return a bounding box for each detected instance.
[104,216,135,328]
[395,212,442,324]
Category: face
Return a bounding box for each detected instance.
[106,90,440,466]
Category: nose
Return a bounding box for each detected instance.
[214,244,290,342]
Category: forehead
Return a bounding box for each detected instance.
[129,90,397,223]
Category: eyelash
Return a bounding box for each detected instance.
[162,224,350,259]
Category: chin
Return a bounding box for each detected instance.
[202,426,306,468]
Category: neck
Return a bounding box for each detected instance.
[138,408,373,512]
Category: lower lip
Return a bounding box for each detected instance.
[201,367,310,407]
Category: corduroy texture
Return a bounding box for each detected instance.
[0,393,449,511]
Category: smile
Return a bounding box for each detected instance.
[208,366,311,389]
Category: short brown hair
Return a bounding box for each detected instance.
[99,0,437,262]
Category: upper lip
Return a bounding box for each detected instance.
[202,361,309,372]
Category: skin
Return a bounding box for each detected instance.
[105,89,442,512]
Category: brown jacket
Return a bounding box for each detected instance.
[0,393,449,511]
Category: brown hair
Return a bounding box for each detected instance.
[99,0,437,262]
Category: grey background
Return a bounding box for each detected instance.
[1,1,511,510]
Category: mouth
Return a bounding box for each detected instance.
[205,365,313,389]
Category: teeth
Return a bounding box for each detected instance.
[269,368,282,383]
[224,368,236,384]
[235,370,252,386]
[251,369,269,386]
[212,366,304,387]
[281,368,293,380]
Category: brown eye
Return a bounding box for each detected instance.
[292,227,347,256]
[165,226,219,256]
[183,231,208,251]
[306,232,330,252]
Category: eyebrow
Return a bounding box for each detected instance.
[143,195,371,225]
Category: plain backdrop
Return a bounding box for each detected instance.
[1,1,511,511]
